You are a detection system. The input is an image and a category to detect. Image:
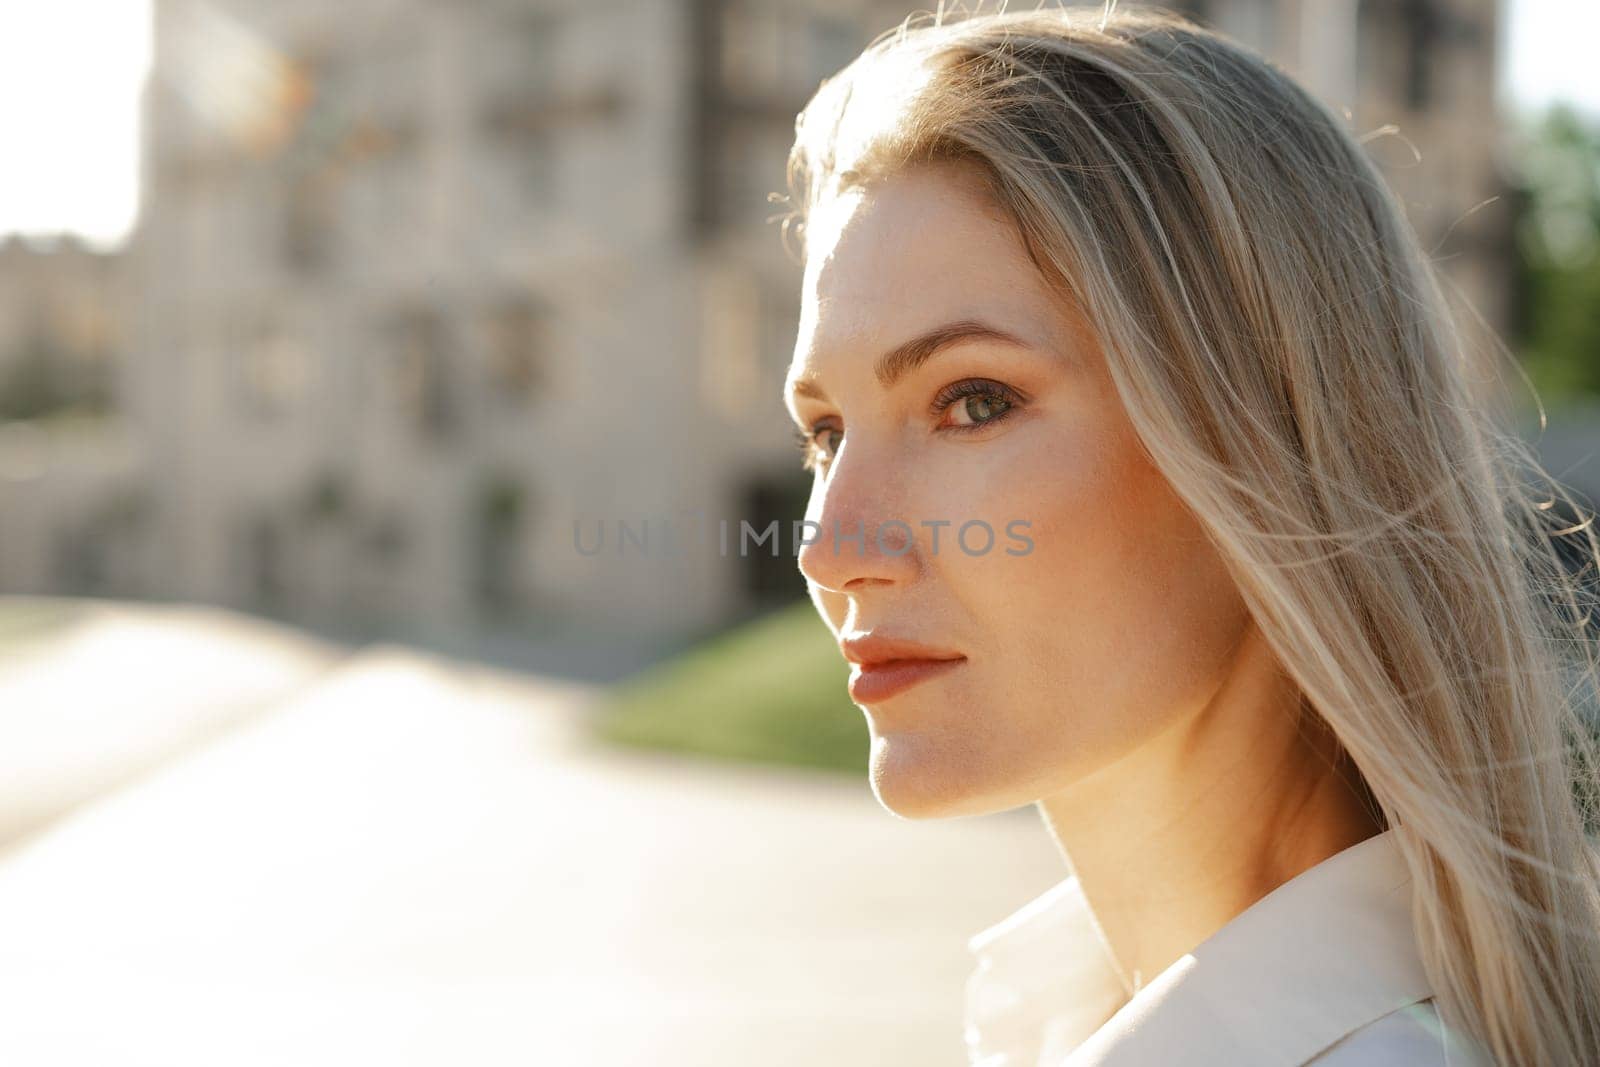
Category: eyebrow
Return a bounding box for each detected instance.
[787,319,1035,403]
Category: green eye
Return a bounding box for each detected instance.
[795,424,842,471]
[933,378,1023,432]
[958,394,1010,425]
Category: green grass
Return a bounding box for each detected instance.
[591,599,867,774]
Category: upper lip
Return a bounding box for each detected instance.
[840,633,966,668]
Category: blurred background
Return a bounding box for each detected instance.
[0,0,1595,1064]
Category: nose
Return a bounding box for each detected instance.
[795,444,920,594]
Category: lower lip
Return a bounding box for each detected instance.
[848,658,966,703]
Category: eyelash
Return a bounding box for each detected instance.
[794,378,1025,472]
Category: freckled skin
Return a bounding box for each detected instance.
[785,161,1251,820]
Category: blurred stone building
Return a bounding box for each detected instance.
[1178,0,1508,338]
[5,0,1507,657]
[116,0,920,653]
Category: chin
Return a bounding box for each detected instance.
[866,734,1015,820]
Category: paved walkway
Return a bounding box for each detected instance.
[0,601,1064,1066]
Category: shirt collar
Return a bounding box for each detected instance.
[963,828,1436,1067]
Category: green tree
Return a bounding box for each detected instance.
[1509,105,1600,402]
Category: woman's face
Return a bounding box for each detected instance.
[784,160,1253,819]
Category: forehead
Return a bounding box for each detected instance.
[795,162,1062,360]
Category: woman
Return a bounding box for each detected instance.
[779,7,1600,1066]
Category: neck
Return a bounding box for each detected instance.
[1035,624,1385,994]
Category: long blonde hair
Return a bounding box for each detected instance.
[782,6,1600,1064]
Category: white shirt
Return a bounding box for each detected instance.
[963,828,1499,1065]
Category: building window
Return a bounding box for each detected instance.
[478,297,546,405]
[51,523,106,595]
[300,470,350,527]
[761,282,800,381]
[480,8,561,101]
[471,474,531,619]
[242,513,287,612]
[718,2,781,97]
[484,128,557,213]
[718,3,861,101]
[284,171,336,273]
[700,262,760,418]
[350,506,411,627]
[479,9,564,213]
[364,510,409,565]
[281,36,424,275]
[713,120,792,231]
[693,4,865,236]
[343,133,423,265]
[701,266,800,420]
[805,15,860,87]
[383,306,457,439]
[232,312,309,419]
[1400,0,1442,111]
[280,48,351,274]
[738,472,811,606]
[1362,0,1468,114]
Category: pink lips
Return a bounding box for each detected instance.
[846,656,967,703]
[839,633,967,704]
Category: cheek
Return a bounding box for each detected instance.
[937,415,1248,719]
